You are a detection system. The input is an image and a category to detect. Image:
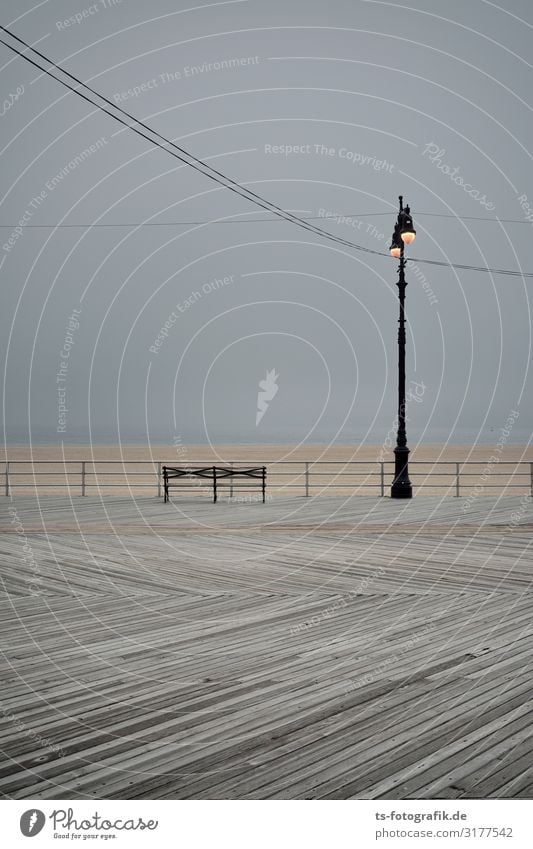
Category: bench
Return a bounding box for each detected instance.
[162,465,266,503]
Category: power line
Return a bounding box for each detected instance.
[1,212,531,228]
[0,27,388,261]
[411,212,532,224]
[1,26,532,278]
[0,220,321,227]
[342,212,533,224]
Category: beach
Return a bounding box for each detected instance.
[1,443,531,498]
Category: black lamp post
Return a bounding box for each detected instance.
[389,196,416,499]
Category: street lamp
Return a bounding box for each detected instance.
[389,196,416,498]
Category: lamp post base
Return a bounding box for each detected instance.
[391,447,412,499]
[391,482,413,498]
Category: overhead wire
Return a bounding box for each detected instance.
[0,213,531,227]
[1,25,532,277]
[0,26,390,259]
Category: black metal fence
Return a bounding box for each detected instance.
[1,459,532,497]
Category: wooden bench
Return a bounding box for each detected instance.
[162,465,266,503]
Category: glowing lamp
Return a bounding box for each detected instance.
[399,205,416,244]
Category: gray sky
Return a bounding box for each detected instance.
[1,0,532,445]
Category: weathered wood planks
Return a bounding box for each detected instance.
[0,495,531,799]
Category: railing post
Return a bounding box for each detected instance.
[213,466,217,503]
[81,461,86,496]
[455,462,460,497]
[229,461,234,499]
[5,462,9,497]
[380,462,385,497]
[157,462,161,498]
[530,462,533,497]
[305,462,310,497]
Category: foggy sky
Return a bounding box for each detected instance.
[1,0,532,447]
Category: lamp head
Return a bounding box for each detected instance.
[389,224,402,258]
[399,205,416,244]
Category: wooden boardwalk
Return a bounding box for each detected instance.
[0,494,532,799]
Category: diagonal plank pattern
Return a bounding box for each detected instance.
[0,495,532,799]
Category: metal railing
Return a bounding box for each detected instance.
[1,459,532,497]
